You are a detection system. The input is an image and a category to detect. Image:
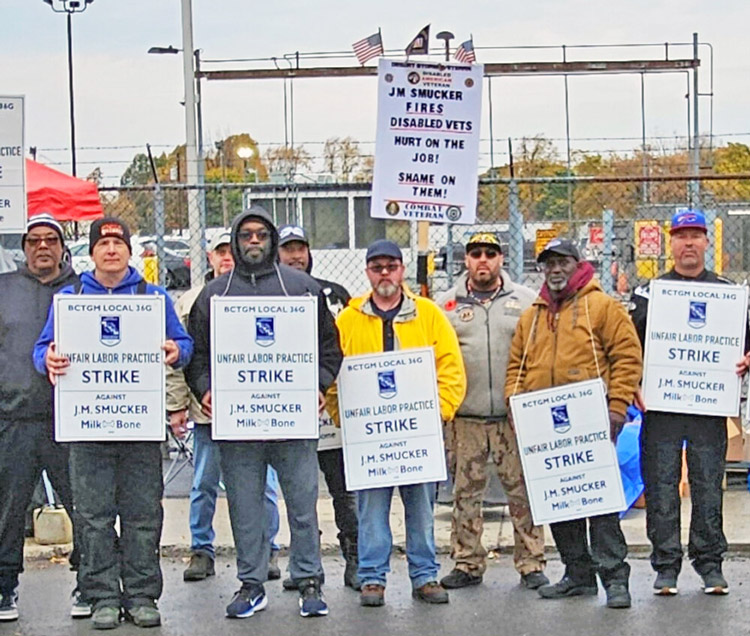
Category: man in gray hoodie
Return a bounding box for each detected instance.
[0,214,80,622]
[436,232,547,591]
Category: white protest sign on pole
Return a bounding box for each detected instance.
[337,347,446,490]
[210,296,319,440]
[54,295,166,442]
[509,379,626,525]
[642,280,748,417]
[0,96,26,233]
[370,59,483,224]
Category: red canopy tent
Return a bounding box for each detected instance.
[25,159,103,221]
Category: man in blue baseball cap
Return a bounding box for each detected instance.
[630,208,750,597]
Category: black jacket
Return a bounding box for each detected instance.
[186,207,343,402]
[629,268,750,351]
[0,263,78,422]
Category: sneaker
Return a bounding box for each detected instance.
[268,551,281,581]
[183,552,215,582]
[299,579,328,617]
[91,606,120,630]
[71,588,93,618]
[412,581,449,604]
[0,589,18,622]
[521,571,550,590]
[226,583,267,618]
[702,569,729,595]
[538,575,598,599]
[125,603,161,628]
[653,570,678,596]
[605,583,632,609]
[360,584,385,607]
[440,568,482,589]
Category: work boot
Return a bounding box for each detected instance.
[605,583,631,609]
[412,581,449,604]
[360,584,385,607]
[268,550,281,581]
[341,536,360,591]
[440,568,483,589]
[125,601,161,628]
[521,571,550,590]
[183,552,215,582]
[538,575,597,599]
[91,606,120,630]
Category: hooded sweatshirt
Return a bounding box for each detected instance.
[33,266,193,374]
[0,263,78,422]
[185,207,343,403]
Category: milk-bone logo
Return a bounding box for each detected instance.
[100,223,125,238]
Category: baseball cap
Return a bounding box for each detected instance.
[466,232,502,253]
[537,238,580,263]
[89,217,132,254]
[208,231,232,251]
[365,239,402,262]
[23,213,65,248]
[278,225,309,247]
[670,209,707,234]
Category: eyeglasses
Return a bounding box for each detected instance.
[237,230,270,242]
[367,263,401,274]
[26,236,61,248]
[468,248,500,259]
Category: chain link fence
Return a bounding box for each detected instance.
[85,174,750,299]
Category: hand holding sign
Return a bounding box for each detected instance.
[44,341,70,385]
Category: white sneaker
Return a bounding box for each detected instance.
[0,589,19,622]
[70,588,93,618]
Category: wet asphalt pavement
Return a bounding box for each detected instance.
[3,553,749,636]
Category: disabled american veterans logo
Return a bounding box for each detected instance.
[255,316,275,347]
[551,404,571,434]
[377,370,397,399]
[100,316,121,347]
[688,301,707,329]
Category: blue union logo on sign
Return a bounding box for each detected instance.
[255,317,275,347]
[551,405,571,434]
[688,301,707,329]
[100,316,121,347]
[378,370,397,399]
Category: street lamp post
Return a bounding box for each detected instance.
[42,0,95,176]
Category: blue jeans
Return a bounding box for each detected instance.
[189,425,279,558]
[219,439,323,585]
[357,483,439,589]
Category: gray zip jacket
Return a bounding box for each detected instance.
[436,271,536,418]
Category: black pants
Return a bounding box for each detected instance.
[318,448,358,546]
[69,442,163,610]
[641,411,727,575]
[550,513,630,586]
[0,419,79,592]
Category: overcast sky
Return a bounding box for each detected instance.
[2,0,748,182]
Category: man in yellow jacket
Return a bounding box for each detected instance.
[328,239,466,608]
[505,238,642,610]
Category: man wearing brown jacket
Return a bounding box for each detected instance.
[505,238,642,609]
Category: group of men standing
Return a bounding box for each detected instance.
[0,204,743,629]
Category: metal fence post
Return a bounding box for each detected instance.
[154,185,167,288]
[508,178,523,282]
[446,224,454,287]
[601,208,614,294]
[705,208,716,270]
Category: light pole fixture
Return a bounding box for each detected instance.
[42,0,95,176]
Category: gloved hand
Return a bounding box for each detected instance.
[609,410,626,442]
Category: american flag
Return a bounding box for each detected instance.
[352,31,384,65]
[454,39,476,64]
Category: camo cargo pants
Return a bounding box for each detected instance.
[446,416,545,576]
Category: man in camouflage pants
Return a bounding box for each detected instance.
[436,232,548,590]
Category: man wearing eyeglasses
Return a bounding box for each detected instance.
[185,206,342,619]
[326,239,466,608]
[435,232,548,592]
[0,214,80,623]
